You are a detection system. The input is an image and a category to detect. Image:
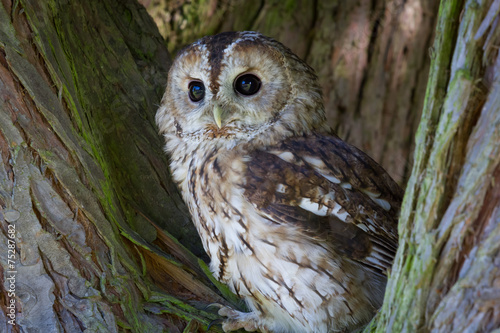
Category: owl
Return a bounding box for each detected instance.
[156,31,403,332]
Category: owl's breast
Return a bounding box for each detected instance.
[171,144,249,275]
[170,142,387,332]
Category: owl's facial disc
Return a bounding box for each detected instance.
[186,71,267,130]
[185,75,260,129]
[213,73,262,128]
[157,31,325,144]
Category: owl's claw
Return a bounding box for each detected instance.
[212,305,266,332]
[205,302,225,311]
[205,303,260,332]
[207,318,223,331]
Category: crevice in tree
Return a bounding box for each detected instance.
[303,0,318,62]
[440,87,487,216]
[126,237,205,303]
[434,88,489,299]
[247,0,265,31]
[38,249,88,331]
[354,0,385,117]
[0,129,13,199]
[401,17,436,185]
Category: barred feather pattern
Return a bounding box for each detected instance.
[156,31,403,333]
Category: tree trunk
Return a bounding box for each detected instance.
[372,0,500,331]
[1,0,498,333]
[0,0,229,332]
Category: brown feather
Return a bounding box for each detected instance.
[243,133,403,274]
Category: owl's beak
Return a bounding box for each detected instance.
[213,105,223,128]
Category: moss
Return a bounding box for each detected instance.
[198,259,243,309]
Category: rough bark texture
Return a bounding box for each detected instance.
[0,0,232,332]
[143,0,439,184]
[372,0,500,331]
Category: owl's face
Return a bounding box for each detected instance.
[156,31,326,149]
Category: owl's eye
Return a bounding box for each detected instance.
[188,81,205,102]
[234,74,261,96]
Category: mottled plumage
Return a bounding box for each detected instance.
[156,31,403,332]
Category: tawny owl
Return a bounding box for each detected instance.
[156,31,403,333]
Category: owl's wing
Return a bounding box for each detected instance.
[243,133,403,275]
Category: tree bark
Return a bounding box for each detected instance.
[0,0,230,332]
[372,0,500,331]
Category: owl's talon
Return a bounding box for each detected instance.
[205,302,224,311]
[217,306,240,318]
[207,318,223,331]
[214,305,263,332]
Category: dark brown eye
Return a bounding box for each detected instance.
[188,81,205,102]
[234,74,261,96]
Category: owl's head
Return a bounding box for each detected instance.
[156,31,326,150]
